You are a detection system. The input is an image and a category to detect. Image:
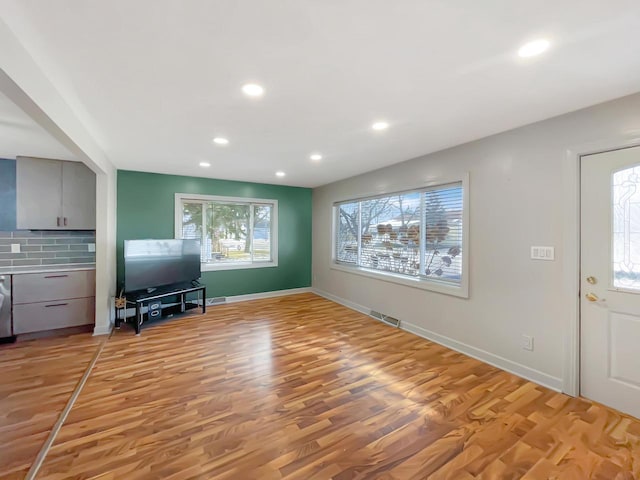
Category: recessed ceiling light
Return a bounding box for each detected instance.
[372,121,389,131]
[242,83,264,97]
[518,39,550,58]
[213,137,229,145]
[199,162,211,168]
[275,171,286,177]
[310,153,322,161]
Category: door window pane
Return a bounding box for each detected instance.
[613,165,640,290]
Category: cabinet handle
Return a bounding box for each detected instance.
[44,274,69,279]
[57,217,61,227]
[64,217,68,226]
[45,303,68,308]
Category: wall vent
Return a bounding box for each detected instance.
[369,310,401,328]
[206,297,226,306]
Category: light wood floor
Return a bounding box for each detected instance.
[2,293,640,479]
[0,332,102,480]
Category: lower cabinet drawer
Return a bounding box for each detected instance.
[13,297,95,334]
[13,270,96,304]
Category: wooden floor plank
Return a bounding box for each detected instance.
[0,333,101,480]
[4,293,640,478]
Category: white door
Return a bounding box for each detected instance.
[581,145,640,418]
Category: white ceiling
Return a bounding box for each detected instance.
[1,0,640,187]
[0,89,75,161]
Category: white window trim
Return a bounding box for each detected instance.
[330,173,469,298]
[175,193,278,272]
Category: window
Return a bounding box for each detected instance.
[334,180,467,295]
[613,165,640,290]
[175,193,277,271]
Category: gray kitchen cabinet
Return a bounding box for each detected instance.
[12,270,95,334]
[16,156,96,230]
[13,298,95,334]
[16,158,61,229]
[12,270,95,304]
[62,160,97,229]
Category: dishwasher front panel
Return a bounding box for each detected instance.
[0,274,12,338]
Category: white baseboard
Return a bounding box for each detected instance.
[312,288,563,392]
[215,287,313,304]
[312,288,371,316]
[93,324,112,336]
[400,321,563,392]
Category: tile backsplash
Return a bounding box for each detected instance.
[0,230,95,268]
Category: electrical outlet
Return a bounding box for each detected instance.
[10,243,20,253]
[531,246,554,261]
[521,334,534,351]
[88,243,96,252]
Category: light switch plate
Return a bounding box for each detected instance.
[88,243,96,253]
[10,243,20,253]
[531,246,554,261]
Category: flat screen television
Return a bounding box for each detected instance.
[124,239,201,292]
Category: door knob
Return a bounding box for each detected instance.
[585,292,599,302]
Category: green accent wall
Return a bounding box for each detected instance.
[117,170,312,296]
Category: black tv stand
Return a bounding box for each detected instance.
[115,283,206,335]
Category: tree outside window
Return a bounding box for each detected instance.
[335,183,463,284]
[177,194,277,270]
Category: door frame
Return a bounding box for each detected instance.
[563,134,640,396]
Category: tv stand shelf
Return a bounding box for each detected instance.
[115,283,206,335]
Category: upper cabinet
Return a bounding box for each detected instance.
[16,157,96,230]
[61,161,96,229]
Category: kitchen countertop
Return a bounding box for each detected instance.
[0,263,96,275]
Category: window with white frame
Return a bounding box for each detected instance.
[175,193,277,271]
[334,181,465,290]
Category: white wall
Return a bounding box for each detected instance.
[1,18,117,334]
[93,170,117,334]
[313,92,640,391]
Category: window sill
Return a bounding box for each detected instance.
[330,262,469,298]
[202,261,278,272]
